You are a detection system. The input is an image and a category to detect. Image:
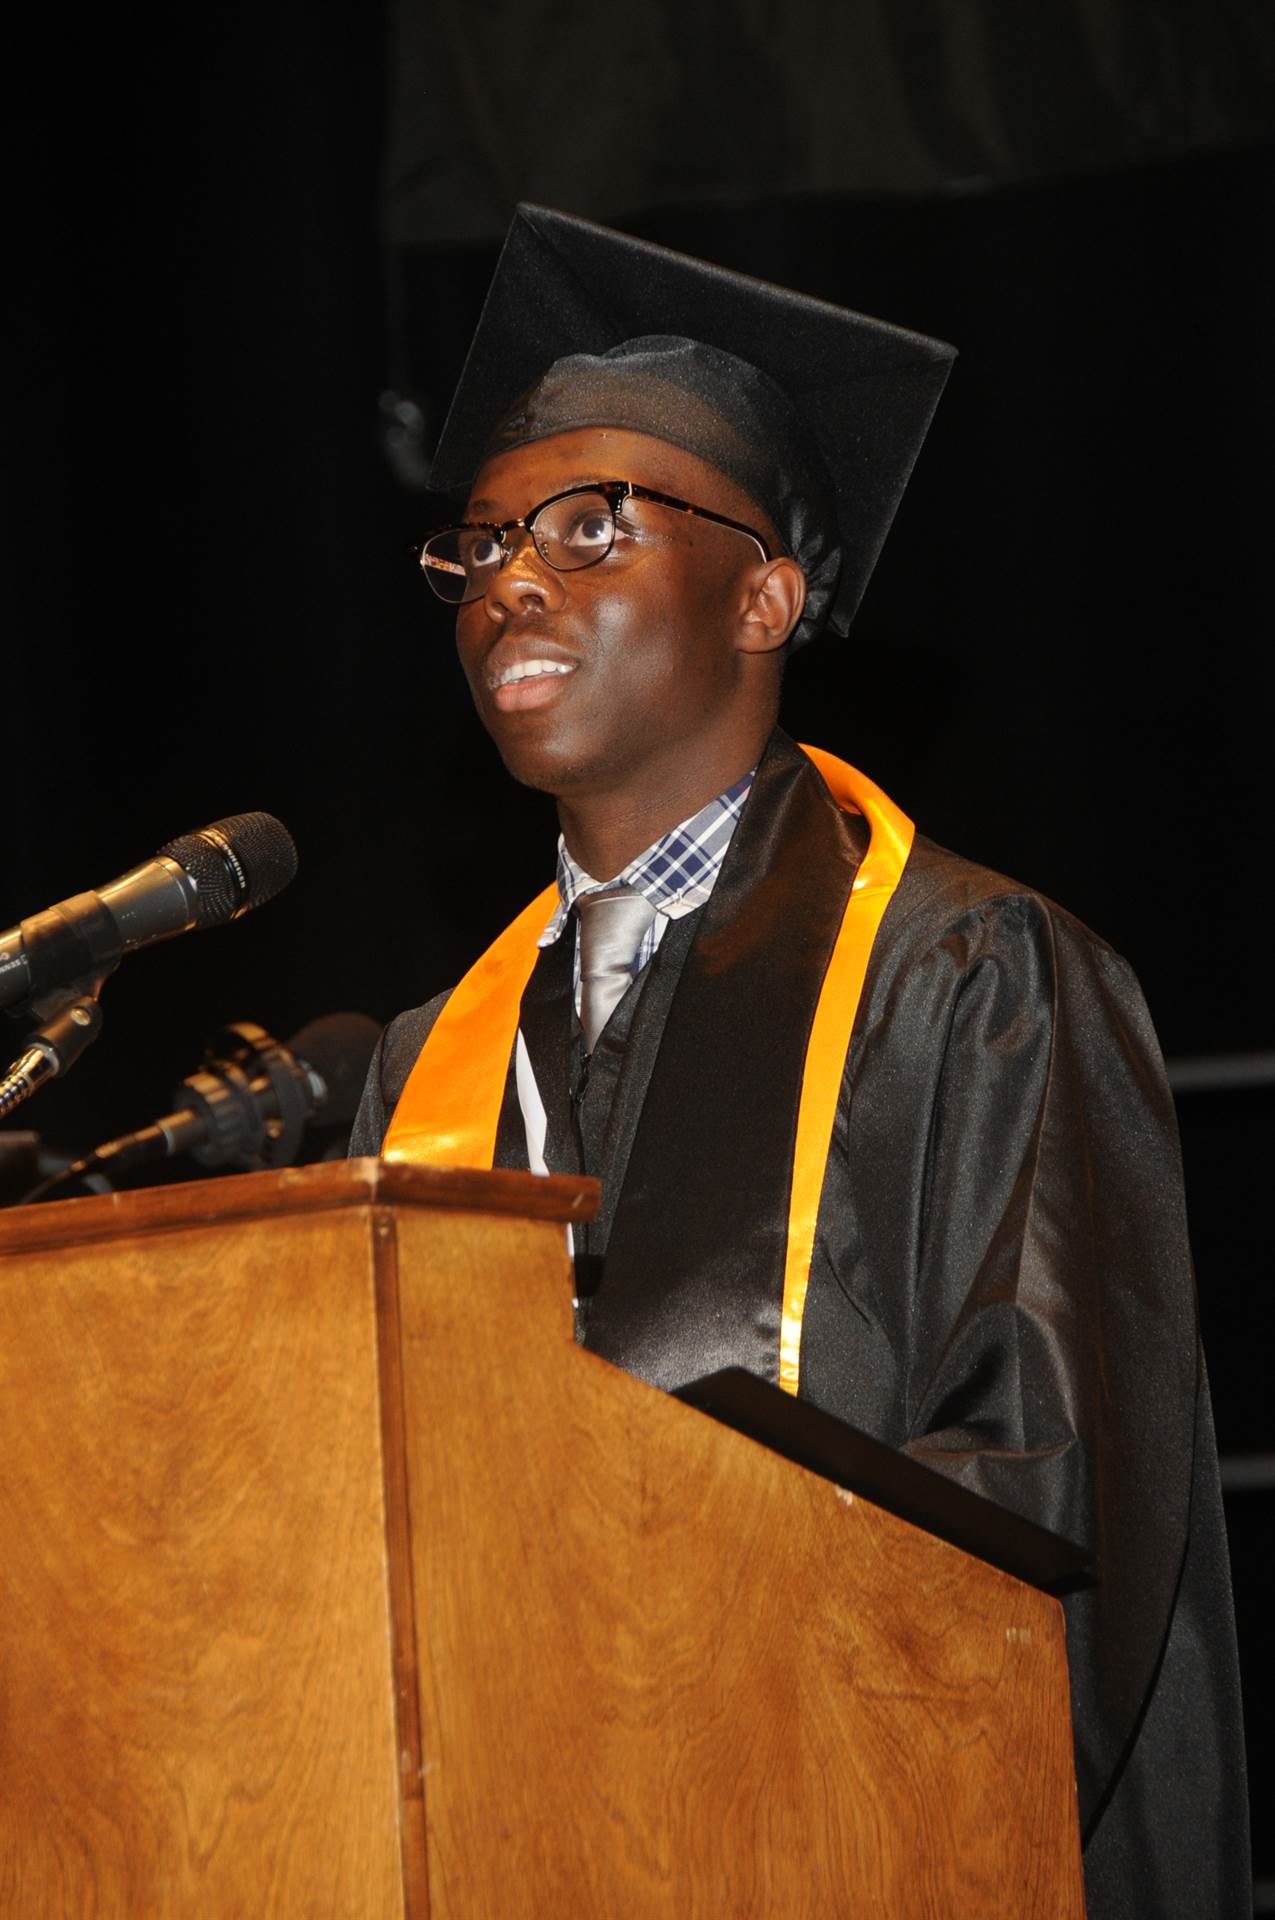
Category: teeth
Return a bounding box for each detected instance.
[494,659,575,688]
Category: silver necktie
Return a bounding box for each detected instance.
[576,885,657,1052]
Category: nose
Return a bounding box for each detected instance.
[482,527,567,621]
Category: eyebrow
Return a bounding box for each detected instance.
[465,478,616,518]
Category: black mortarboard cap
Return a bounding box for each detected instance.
[429,204,956,647]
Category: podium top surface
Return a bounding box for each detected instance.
[0,1157,599,1256]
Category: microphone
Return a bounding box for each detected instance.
[0,813,298,1011]
[40,1013,381,1195]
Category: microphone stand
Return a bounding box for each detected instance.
[0,974,109,1121]
[14,1020,319,1206]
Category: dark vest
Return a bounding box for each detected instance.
[494,906,704,1314]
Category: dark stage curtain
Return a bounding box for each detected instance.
[381,0,1275,246]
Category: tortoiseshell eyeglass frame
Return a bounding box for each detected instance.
[411,479,774,603]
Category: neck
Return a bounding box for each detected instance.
[556,741,768,880]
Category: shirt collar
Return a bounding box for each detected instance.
[539,768,755,946]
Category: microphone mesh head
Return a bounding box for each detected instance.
[160,813,298,928]
[287,1012,382,1125]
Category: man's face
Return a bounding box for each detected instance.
[454,427,780,807]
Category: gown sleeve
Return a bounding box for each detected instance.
[806,875,1249,1916]
[347,992,452,1157]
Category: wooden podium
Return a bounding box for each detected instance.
[0,1160,1084,1918]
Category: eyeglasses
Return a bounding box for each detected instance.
[412,480,774,605]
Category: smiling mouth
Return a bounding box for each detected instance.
[488,658,578,690]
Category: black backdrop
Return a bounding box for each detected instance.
[7,9,1272,1881]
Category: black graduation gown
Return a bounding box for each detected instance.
[351,732,1250,1918]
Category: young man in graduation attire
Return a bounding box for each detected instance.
[352,206,1249,1916]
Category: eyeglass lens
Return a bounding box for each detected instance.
[420,489,618,603]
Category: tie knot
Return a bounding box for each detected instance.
[576,885,657,1052]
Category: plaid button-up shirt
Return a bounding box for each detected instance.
[538,770,755,999]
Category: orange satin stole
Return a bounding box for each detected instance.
[383,746,914,1392]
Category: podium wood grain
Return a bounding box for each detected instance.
[0,1162,1084,1918]
[0,1201,404,1916]
[391,1200,1084,1920]
[0,1163,594,1920]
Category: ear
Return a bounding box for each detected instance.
[737,557,807,654]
